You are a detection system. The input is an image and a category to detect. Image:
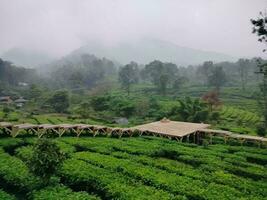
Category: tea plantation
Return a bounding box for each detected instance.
[0,136,266,200]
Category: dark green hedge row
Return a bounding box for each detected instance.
[31,185,100,200]
[60,158,181,200]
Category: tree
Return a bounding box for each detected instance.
[90,95,111,111]
[48,90,69,113]
[202,90,221,112]
[28,84,42,101]
[208,66,226,91]
[197,61,214,86]
[237,59,249,90]
[170,97,209,123]
[144,60,178,95]
[173,76,188,91]
[28,139,65,186]
[251,11,267,52]
[118,62,139,95]
[75,102,91,118]
[2,106,11,119]
[252,11,267,128]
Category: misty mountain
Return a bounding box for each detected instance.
[73,38,236,66]
[1,48,55,68]
[0,58,37,86]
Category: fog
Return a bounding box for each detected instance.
[0,0,266,59]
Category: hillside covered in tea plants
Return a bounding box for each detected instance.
[0,135,266,200]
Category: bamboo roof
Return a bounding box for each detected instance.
[200,129,267,142]
[75,124,95,129]
[133,119,210,137]
[0,122,13,127]
[38,124,60,129]
[13,123,39,129]
[59,124,78,128]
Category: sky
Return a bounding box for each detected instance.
[0,0,266,58]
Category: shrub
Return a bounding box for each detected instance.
[256,123,266,136]
[28,139,65,186]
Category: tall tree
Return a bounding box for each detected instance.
[144,60,178,95]
[197,61,214,86]
[237,59,249,90]
[118,62,139,95]
[208,66,226,91]
[251,11,267,52]
[202,90,221,112]
[252,11,267,128]
[48,90,70,113]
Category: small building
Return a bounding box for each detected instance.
[14,97,28,107]
[114,117,129,125]
[0,96,13,104]
[18,82,29,87]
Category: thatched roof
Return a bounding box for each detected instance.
[133,119,210,137]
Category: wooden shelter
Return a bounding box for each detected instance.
[133,118,210,141]
[200,128,267,146]
[11,123,39,137]
[0,122,13,135]
[0,119,266,146]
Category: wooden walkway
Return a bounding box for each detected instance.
[0,121,266,146]
[199,128,267,146]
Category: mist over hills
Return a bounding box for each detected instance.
[1,48,55,68]
[1,38,237,68]
[74,38,237,66]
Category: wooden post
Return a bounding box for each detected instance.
[224,136,228,144]
[209,133,213,144]
[186,135,190,143]
[239,138,245,146]
[11,127,20,137]
[193,132,196,144]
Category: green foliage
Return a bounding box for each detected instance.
[118,62,139,95]
[0,137,266,199]
[0,58,36,86]
[47,90,70,113]
[60,137,267,199]
[28,139,65,186]
[251,11,267,49]
[197,61,214,86]
[32,185,100,200]
[49,54,116,89]
[75,102,92,118]
[2,105,12,118]
[0,189,15,200]
[0,148,38,192]
[144,60,179,95]
[256,123,266,136]
[171,97,209,123]
[90,95,111,111]
[208,66,227,91]
[27,84,43,100]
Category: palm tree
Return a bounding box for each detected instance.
[175,97,209,123]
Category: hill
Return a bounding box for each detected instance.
[0,58,37,87]
[1,48,55,68]
[74,38,236,66]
